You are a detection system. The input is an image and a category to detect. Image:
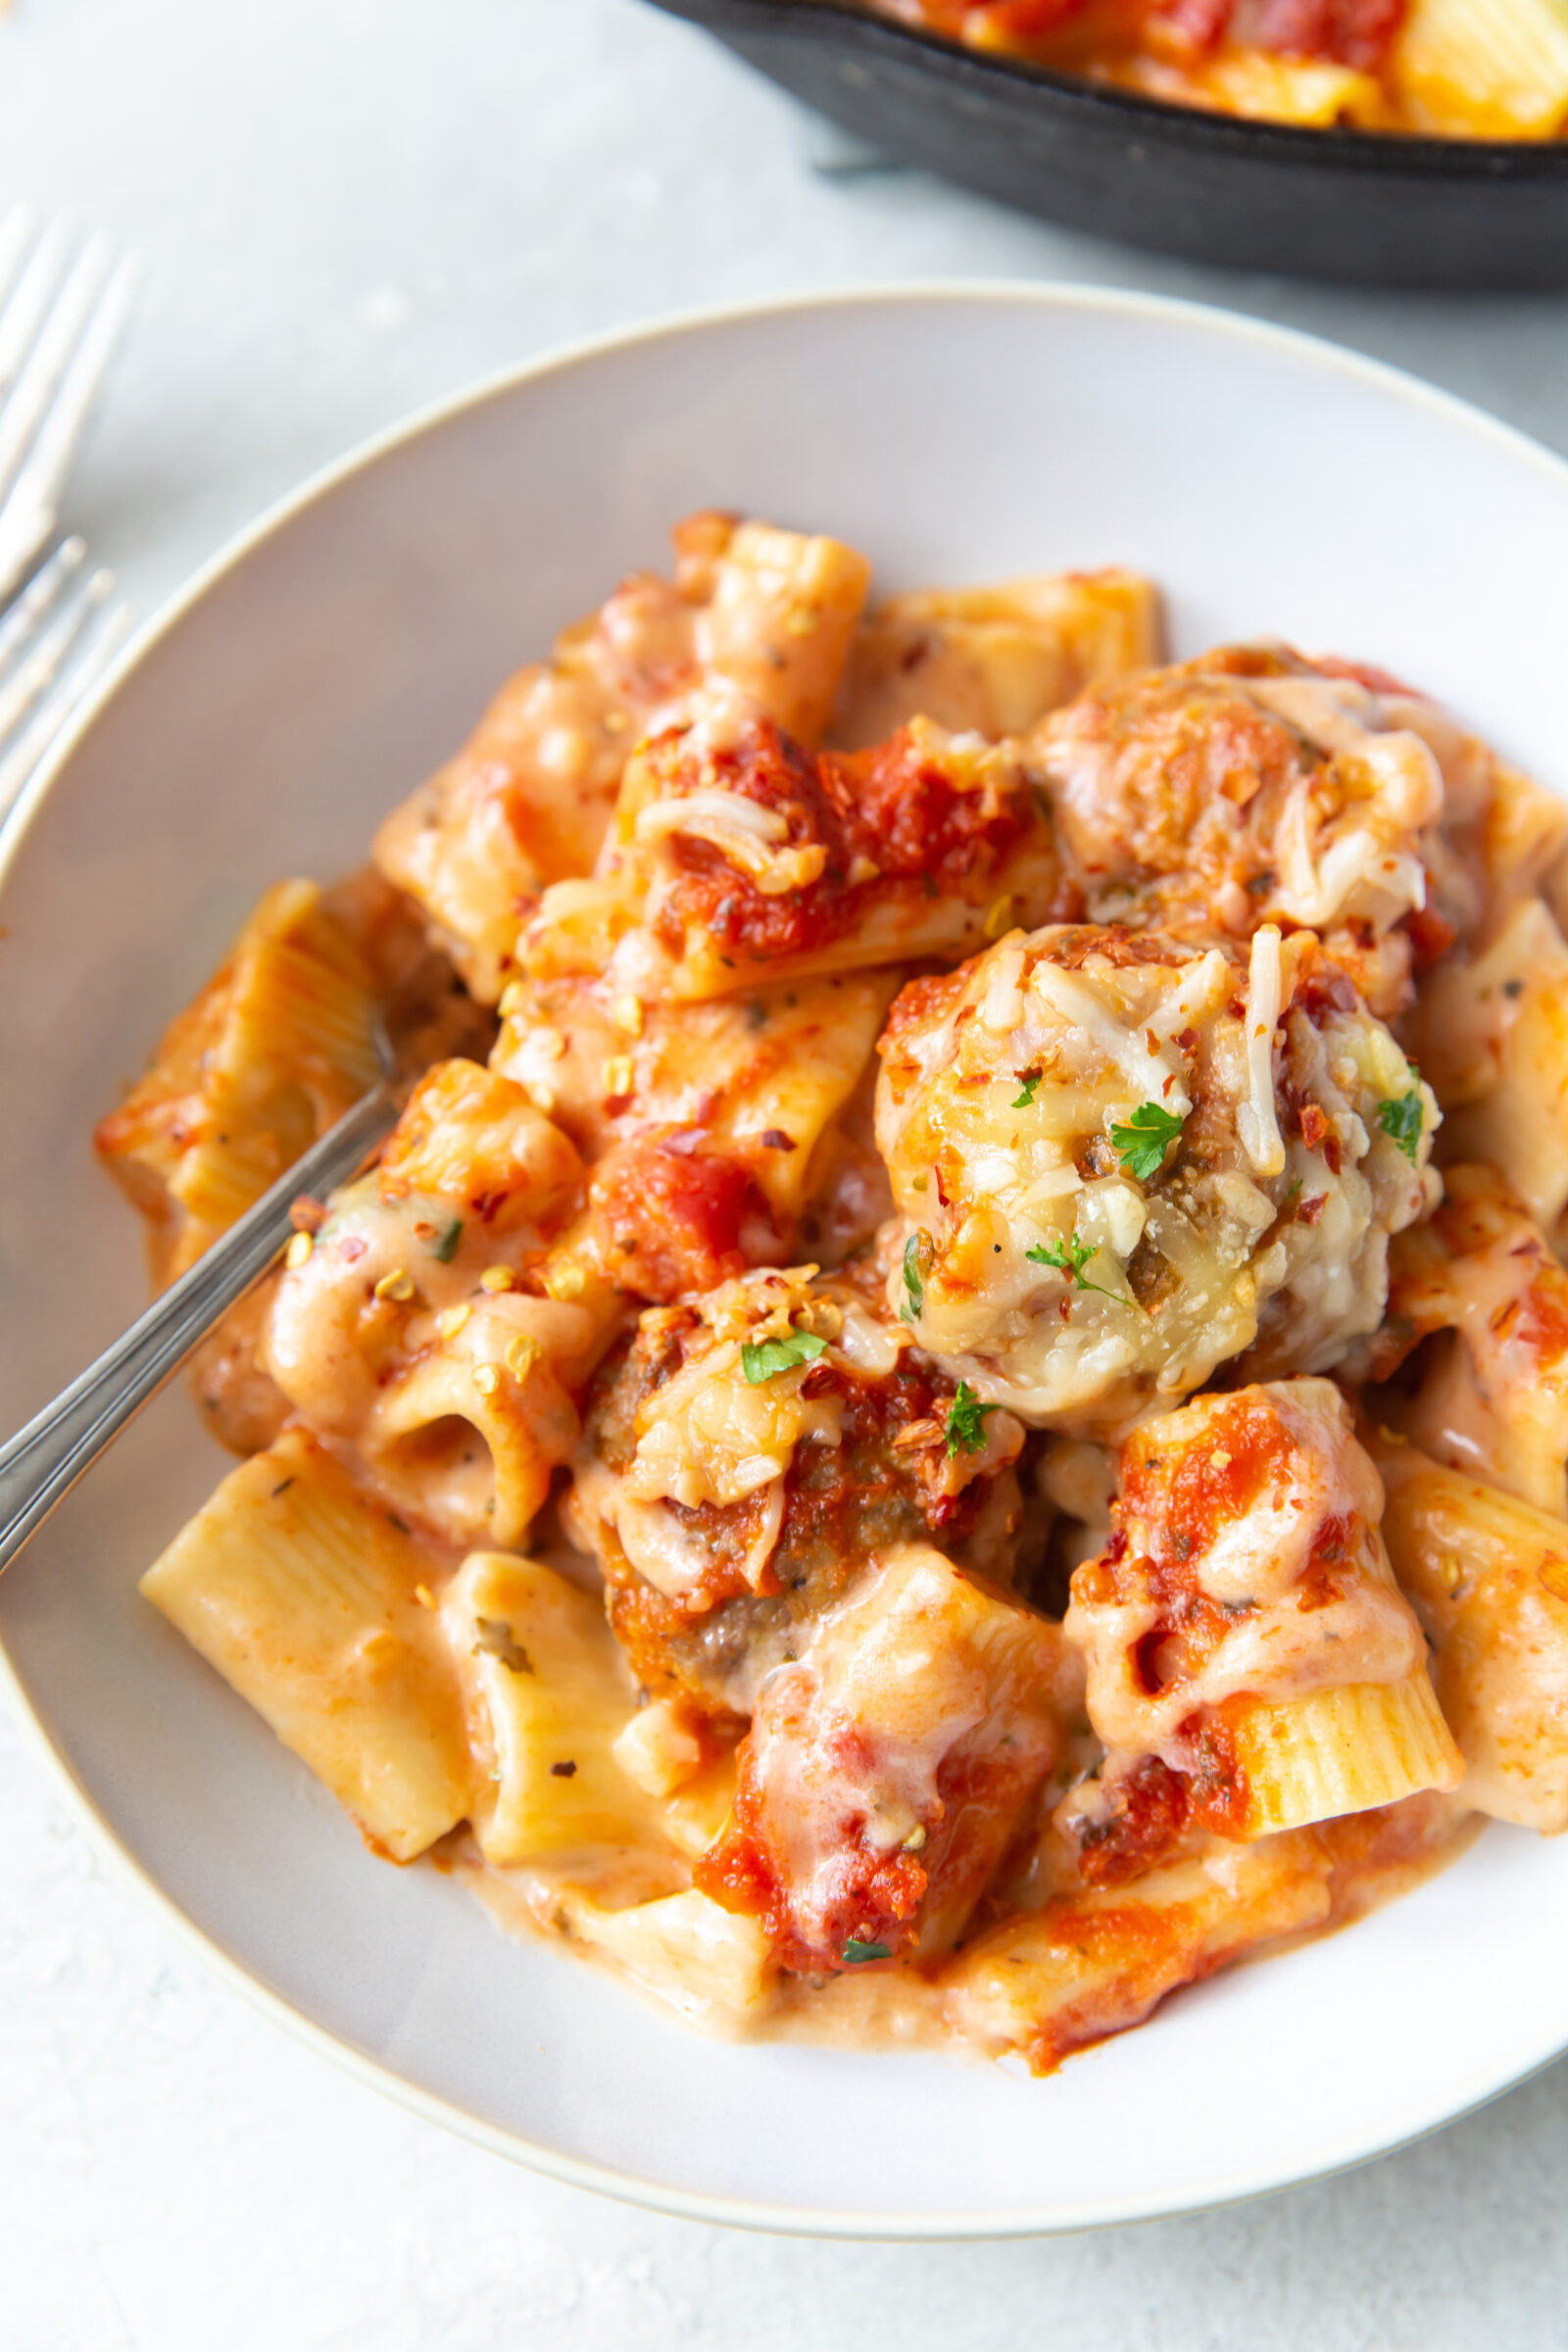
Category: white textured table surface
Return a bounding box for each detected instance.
[5,4,1568,2343]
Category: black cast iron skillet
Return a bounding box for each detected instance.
[650,0,1568,285]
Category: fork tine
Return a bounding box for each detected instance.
[0,232,115,507]
[0,213,139,818]
[0,604,131,819]
[0,207,39,321]
[0,216,72,399]
[0,226,137,605]
[0,533,87,682]
[0,533,86,670]
[0,561,113,743]
[0,564,130,823]
[9,255,140,537]
[0,502,52,608]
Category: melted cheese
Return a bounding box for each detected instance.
[634,788,830,897]
[625,1331,843,1512]
[714,1544,1068,1960]
[877,925,1433,1428]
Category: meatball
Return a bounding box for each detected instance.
[1033,646,1468,1011]
[875,920,1438,1429]
[567,1263,1031,1717]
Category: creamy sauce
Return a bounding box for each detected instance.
[455,1792,1479,2068]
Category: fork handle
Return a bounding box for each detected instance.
[0,1083,399,1576]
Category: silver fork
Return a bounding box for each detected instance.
[0,1034,401,1577]
[0,208,139,598]
[0,535,133,820]
[0,209,138,820]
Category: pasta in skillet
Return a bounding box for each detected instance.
[102,511,1568,2073]
[864,0,1568,140]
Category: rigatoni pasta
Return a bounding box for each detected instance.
[142,1431,478,1861]
[865,0,1568,137]
[103,509,1568,2076]
[1372,1433,1568,1830]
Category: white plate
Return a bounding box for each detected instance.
[4,285,1568,2238]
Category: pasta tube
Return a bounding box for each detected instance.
[372,513,871,1003]
[1376,1162,1568,1518]
[1373,1432,1568,1831]
[141,1432,476,1861]
[943,1799,1465,2074]
[1063,1380,1460,1870]
[96,879,381,1278]
[1394,0,1568,136]
[1226,1673,1463,1837]
[832,565,1160,748]
[445,1551,658,1865]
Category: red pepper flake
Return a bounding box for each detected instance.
[289,1194,328,1235]
[339,1235,368,1263]
[1401,905,1456,968]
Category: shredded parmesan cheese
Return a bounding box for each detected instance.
[1031,961,1191,1114]
[635,789,830,897]
[1237,924,1286,1179]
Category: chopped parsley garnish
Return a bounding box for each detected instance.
[1029,1234,1093,1285]
[741,1325,828,1384]
[1110,1101,1184,1183]
[902,1231,930,1323]
[1011,1072,1040,1110]
[842,1938,892,1965]
[1027,1234,1137,1308]
[1378,1091,1425,1164]
[430,1216,464,1263]
[945,1381,999,1457]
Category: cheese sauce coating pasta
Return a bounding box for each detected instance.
[100,512,1568,2072]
